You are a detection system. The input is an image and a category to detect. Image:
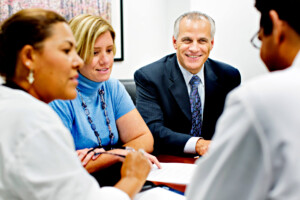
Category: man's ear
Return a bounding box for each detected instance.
[210,38,214,50]
[19,45,35,70]
[269,10,284,45]
[172,36,177,50]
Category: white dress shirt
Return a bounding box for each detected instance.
[177,60,205,154]
[0,86,129,200]
[186,52,300,199]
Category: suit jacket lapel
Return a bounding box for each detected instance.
[166,55,191,121]
[203,59,219,116]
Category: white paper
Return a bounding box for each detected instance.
[134,187,186,200]
[146,162,196,185]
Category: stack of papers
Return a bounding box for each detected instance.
[146,162,196,185]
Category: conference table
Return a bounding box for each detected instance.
[152,154,198,193]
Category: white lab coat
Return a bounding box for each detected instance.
[186,52,300,200]
[0,86,129,200]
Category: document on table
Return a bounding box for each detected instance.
[146,162,196,185]
[134,187,186,200]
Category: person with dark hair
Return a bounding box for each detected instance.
[186,0,300,199]
[0,8,151,200]
[134,11,241,156]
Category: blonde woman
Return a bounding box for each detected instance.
[50,14,160,185]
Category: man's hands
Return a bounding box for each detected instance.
[196,139,211,155]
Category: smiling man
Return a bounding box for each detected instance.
[134,11,241,156]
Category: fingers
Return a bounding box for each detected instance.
[138,149,161,169]
[199,145,209,155]
[77,148,92,162]
[76,148,105,167]
[202,141,210,155]
[138,148,146,155]
[92,148,105,160]
[82,151,95,167]
[138,149,152,167]
[144,151,162,169]
[77,147,161,170]
[121,151,151,180]
[196,139,211,156]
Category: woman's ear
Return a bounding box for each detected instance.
[20,45,35,70]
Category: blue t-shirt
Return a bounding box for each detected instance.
[49,73,135,150]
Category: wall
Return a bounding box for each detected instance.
[0,0,189,84]
[111,0,190,79]
[112,0,268,82]
[190,0,267,81]
[0,0,267,83]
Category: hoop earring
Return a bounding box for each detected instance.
[27,69,34,84]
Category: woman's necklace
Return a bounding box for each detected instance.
[77,86,114,149]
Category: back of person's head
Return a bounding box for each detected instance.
[69,14,116,64]
[0,8,67,81]
[255,0,299,35]
[173,11,215,40]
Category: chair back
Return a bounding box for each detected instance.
[119,79,136,105]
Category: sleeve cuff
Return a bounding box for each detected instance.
[183,137,202,154]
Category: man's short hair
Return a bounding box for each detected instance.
[173,11,215,40]
[255,0,299,35]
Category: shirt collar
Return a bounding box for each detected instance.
[291,51,300,69]
[177,59,205,87]
[77,72,104,96]
[3,80,27,92]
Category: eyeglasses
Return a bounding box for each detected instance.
[250,31,262,49]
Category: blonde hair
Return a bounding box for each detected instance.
[69,14,116,64]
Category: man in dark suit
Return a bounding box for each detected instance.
[134,11,241,156]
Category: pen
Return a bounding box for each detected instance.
[94,151,126,158]
[140,184,155,192]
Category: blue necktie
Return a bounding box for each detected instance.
[189,75,202,136]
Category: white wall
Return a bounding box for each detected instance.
[190,0,267,81]
[111,0,190,79]
[112,0,268,82]
[0,0,267,83]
